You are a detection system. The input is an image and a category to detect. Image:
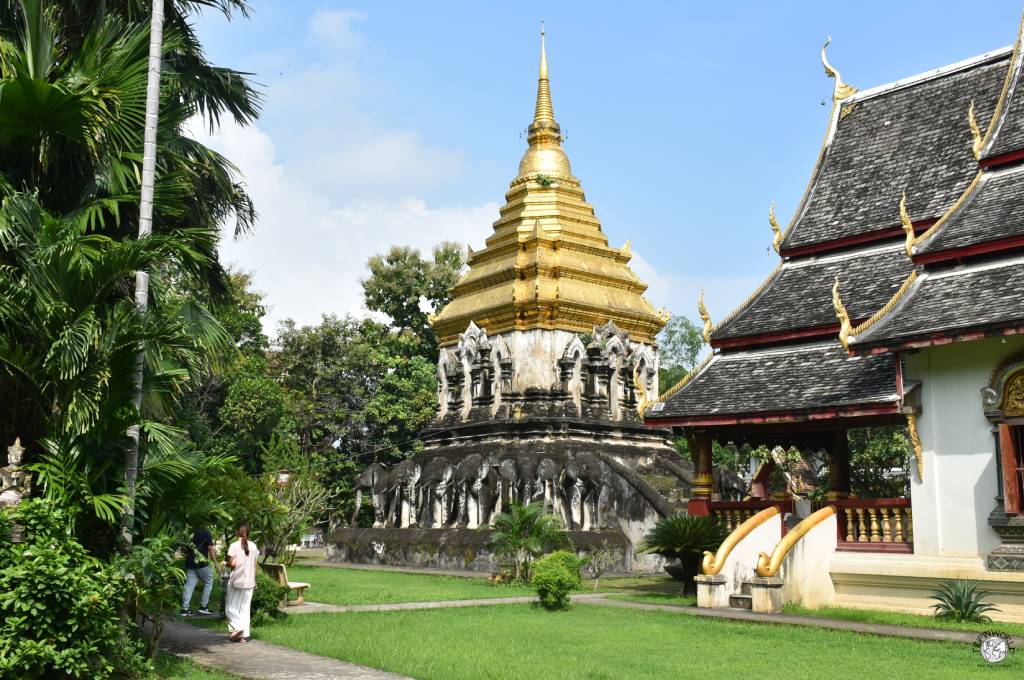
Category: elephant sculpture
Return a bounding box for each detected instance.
[415,456,453,528]
[450,454,492,528]
[515,456,538,505]
[561,453,604,530]
[535,457,561,515]
[495,458,518,516]
[383,459,421,528]
[351,462,389,527]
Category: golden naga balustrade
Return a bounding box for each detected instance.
[702,505,781,576]
[755,505,837,577]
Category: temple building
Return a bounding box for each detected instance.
[648,24,1024,620]
[331,31,729,572]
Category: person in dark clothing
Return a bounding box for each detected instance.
[181,526,218,616]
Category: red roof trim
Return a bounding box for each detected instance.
[645,402,902,428]
[914,234,1024,265]
[853,324,1024,355]
[780,220,936,258]
[980,148,1024,169]
[712,323,841,349]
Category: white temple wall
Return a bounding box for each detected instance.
[905,335,1024,558]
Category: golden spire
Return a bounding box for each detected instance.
[698,289,713,343]
[768,202,782,254]
[898,192,915,258]
[832,276,852,350]
[822,36,857,101]
[968,100,982,160]
[517,24,572,180]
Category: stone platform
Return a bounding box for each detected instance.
[327,527,632,574]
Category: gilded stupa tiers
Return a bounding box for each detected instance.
[430,30,668,345]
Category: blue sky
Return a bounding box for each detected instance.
[192,1,1023,331]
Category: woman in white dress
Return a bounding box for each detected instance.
[223,522,259,642]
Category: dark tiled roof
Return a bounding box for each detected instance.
[651,342,899,420]
[783,52,1010,251]
[983,50,1024,160]
[852,257,1024,347]
[916,166,1024,255]
[712,246,911,342]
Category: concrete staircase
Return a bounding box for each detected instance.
[728,581,753,610]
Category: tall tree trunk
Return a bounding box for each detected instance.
[121,0,165,552]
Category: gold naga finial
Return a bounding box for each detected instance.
[821,36,857,101]
[621,240,631,257]
[968,99,983,160]
[768,201,782,254]
[898,192,915,258]
[698,289,713,343]
[832,276,852,350]
[633,363,652,418]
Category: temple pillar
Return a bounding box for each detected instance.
[688,430,714,516]
[827,430,851,500]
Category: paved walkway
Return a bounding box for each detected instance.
[160,620,411,680]
[303,560,485,579]
[579,598,979,645]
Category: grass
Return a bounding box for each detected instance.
[249,604,1020,679]
[283,565,534,605]
[783,603,1024,638]
[154,652,241,679]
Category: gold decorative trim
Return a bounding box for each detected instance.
[709,260,784,337]
[968,100,983,160]
[912,170,984,246]
[832,276,852,351]
[756,506,837,577]
[822,36,858,101]
[698,289,713,343]
[906,412,924,480]
[850,269,919,339]
[898,192,915,258]
[768,202,782,254]
[978,9,1024,154]
[658,352,714,404]
[633,362,652,418]
[703,506,781,575]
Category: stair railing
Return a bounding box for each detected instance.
[702,505,781,575]
[755,505,836,577]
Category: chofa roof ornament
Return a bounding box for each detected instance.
[898,192,915,258]
[768,202,783,254]
[698,289,713,343]
[832,276,853,350]
[967,99,983,160]
[822,36,857,101]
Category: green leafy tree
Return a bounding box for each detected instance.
[848,426,910,498]
[362,242,465,358]
[657,314,705,393]
[487,502,570,581]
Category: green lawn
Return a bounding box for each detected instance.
[154,652,240,679]
[283,565,534,605]
[250,604,1020,679]
[783,603,1024,638]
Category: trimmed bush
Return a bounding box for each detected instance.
[532,550,586,610]
[251,571,290,625]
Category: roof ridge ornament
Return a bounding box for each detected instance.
[967,99,983,160]
[832,276,853,350]
[898,192,915,258]
[822,36,857,101]
[768,202,782,254]
[698,289,713,343]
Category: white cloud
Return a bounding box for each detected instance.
[190,118,497,333]
[630,251,764,330]
[308,9,365,51]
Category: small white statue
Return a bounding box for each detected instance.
[0,438,30,508]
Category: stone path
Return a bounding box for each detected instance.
[579,598,980,645]
[304,560,485,579]
[288,592,607,615]
[160,620,411,680]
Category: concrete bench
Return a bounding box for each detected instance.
[260,562,310,606]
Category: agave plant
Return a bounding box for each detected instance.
[640,514,728,596]
[930,579,1000,622]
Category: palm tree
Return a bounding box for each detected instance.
[487,502,570,581]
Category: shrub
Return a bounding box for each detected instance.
[487,501,570,581]
[251,572,290,625]
[640,514,728,596]
[930,579,999,622]
[0,500,149,679]
[585,540,620,590]
[114,534,184,660]
[532,550,585,610]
